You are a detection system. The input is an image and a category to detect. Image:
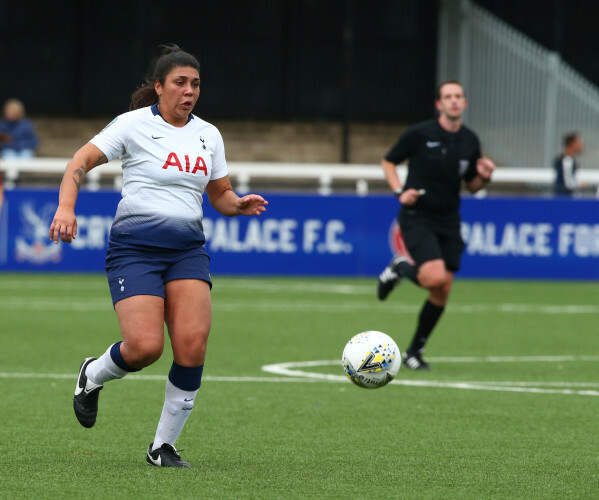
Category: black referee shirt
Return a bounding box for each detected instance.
[385,119,481,217]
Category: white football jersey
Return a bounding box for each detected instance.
[90,104,228,249]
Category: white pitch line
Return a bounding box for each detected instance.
[425,355,599,363]
[0,372,318,383]
[261,358,599,397]
[2,355,599,399]
[3,371,598,397]
[0,297,597,315]
[388,379,599,396]
[262,355,599,370]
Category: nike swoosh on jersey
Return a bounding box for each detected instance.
[426,141,441,148]
[151,135,164,139]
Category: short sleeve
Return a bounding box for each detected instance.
[462,136,482,182]
[384,127,417,165]
[89,114,131,162]
[210,128,228,181]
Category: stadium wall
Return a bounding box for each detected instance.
[1,190,597,280]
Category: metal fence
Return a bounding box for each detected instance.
[438,0,599,170]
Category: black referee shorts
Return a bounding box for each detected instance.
[398,210,465,272]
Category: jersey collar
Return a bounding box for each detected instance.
[151,103,194,125]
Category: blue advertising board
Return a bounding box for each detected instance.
[0,189,597,280]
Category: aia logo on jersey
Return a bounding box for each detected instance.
[388,219,415,263]
[163,153,208,175]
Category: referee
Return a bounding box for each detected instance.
[377,80,495,370]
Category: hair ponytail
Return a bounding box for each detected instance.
[129,85,158,111]
[129,44,200,111]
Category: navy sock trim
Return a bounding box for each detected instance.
[168,362,204,391]
[110,341,140,372]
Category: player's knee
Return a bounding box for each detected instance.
[187,330,210,363]
[419,271,447,290]
[173,326,210,366]
[124,337,164,368]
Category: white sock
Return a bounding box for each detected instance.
[152,379,198,450]
[86,344,129,385]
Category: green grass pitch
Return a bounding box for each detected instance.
[1,273,598,499]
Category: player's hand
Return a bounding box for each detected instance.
[398,188,423,206]
[477,157,495,181]
[49,206,78,244]
[236,194,268,216]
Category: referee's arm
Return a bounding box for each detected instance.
[381,158,403,194]
[465,157,495,193]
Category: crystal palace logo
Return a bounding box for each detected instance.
[15,201,62,264]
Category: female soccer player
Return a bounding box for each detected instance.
[49,44,267,467]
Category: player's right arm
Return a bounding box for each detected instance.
[381,127,422,206]
[49,142,108,244]
[381,158,403,193]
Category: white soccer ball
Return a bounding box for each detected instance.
[342,331,400,389]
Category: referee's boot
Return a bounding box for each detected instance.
[73,357,103,428]
[402,350,432,371]
[377,255,410,300]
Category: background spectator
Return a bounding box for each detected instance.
[0,98,39,159]
[554,132,585,196]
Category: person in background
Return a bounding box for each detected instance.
[49,44,268,468]
[554,132,585,196]
[0,168,3,214]
[0,98,39,159]
[376,80,495,371]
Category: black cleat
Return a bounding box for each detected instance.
[377,255,409,301]
[147,443,191,468]
[73,357,103,428]
[402,350,432,371]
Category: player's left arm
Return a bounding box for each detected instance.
[466,157,495,193]
[206,176,268,217]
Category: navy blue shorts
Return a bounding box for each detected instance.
[105,240,212,306]
[399,210,464,272]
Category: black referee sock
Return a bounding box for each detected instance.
[407,299,445,354]
[394,260,420,286]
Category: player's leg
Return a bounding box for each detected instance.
[73,295,166,428]
[403,266,454,368]
[147,279,211,468]
[404,224,463,370]
[398,219,450,369]
[74,246,167,428]
[401,260,450,371]
[377,216,423,300]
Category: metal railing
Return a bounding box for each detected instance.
[2,158,599,196]
[438,0,599,170]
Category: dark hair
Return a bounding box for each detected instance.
[435,79,464,100]
[129,44,200,111]
[564,132,579,148]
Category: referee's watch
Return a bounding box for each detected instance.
[393,187,403,197]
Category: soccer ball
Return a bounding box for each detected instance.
[342,331,400,389]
